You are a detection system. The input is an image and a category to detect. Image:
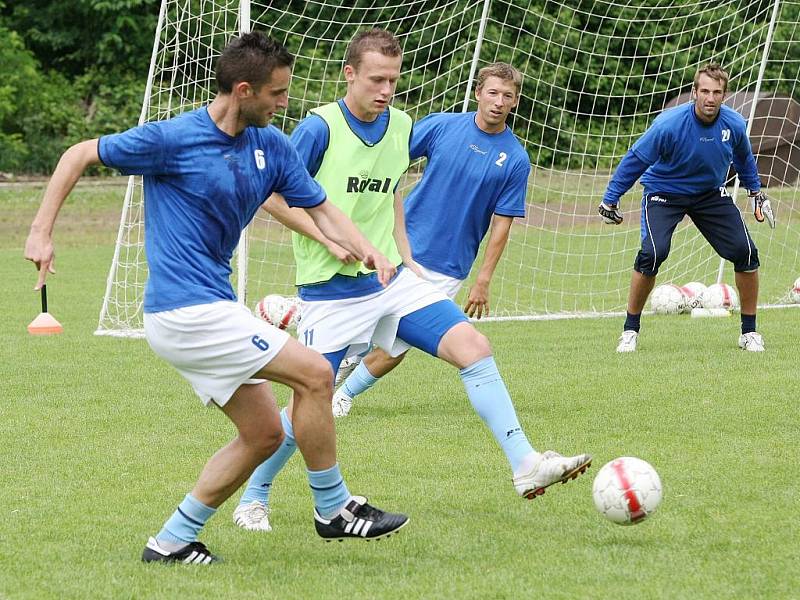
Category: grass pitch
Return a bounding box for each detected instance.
[1,183,798,599]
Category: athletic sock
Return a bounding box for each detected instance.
[624,311,641,333]
[239,407,297,506]
[460,356,535,472]
[342,360,379,398]
[741,313,757,335]
[156,493,216,548]
[308,463,351,519]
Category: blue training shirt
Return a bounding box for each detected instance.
[604,103,760,204]
[99,107,326,313]
[404,112,529,280]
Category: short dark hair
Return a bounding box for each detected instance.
[215,32,294,93]
[476,62,522,95]
[694,63,729,93]
[344,28,402,71]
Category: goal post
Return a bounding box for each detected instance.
[96,0,800,338]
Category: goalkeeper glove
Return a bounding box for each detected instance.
[598,202,623,225]
[749,190,775,229]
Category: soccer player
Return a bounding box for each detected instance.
[233,30,591,532]
[24,32,410,564]
[331,62,531,418]
[598,63,775,353]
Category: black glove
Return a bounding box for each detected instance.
[598,202,623,225]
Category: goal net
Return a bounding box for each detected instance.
[97,0,800,337]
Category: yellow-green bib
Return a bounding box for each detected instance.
[293,102,411,285]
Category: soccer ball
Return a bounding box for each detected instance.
[592,457,663,525]
[680,281,707,310]
[700,283,739,311]
[255,294,299,330]
[789,277,800,303]
[650,284,686,315]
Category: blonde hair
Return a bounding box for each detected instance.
[476,63,522,95]
[344,28,402,70]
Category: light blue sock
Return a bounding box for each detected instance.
[460,356,535,472]
[342,360,379,398]
[156,493,217,545]
[239,408,297,506]
[308,463,351,519]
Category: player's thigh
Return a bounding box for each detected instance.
[689,190,758,265]
[639,193,687,253]
[144,300,290,407]
[253,335,333,395]
[396,299,475,363]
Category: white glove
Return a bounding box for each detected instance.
[750,190,775,229]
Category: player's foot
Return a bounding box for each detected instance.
[233,500,272,532]
[616,330,638,352]
[739,331,765,352]
[334,355,362,387]
[332,388,354,418]
[513,452,593,499]
[314,496,408,541]
[141,537,220,564]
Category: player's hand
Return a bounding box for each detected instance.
[326,241,357,264]
[750,190,775,229]
[464,280,490,319]
[362,252,397,287]
[598,202,623,225]
[403,257,425,279]
[24,229,56,290]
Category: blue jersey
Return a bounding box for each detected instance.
[291,99,392,176]
[99,107,326,313]
[404,112,529,280]
[604,103,760,203]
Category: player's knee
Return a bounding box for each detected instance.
[238,414,284,458]
[296,354,334,401]
[440,324,492,368]
[634,248,667,276]
[729,245,760,273]
[252,426,285,460]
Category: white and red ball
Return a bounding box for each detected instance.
[680,281,707,311]
[592,457,663,525]
[700,283,739,311]
[255,294,299,330]
[650,283,686,315]
[789,277,800,303]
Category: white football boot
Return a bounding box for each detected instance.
[513,452,593,499]
[334,355,362,387]
[233,500,272,532]
[738,331,765,352]
[616,330,638,353]
[331,388,354,418]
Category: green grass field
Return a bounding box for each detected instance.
[2,183,799,599]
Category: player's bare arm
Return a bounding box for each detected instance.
[25,139,101,289]
[261,193,355,263]
[305,199,397,286]
[392,189,423,277]
[464,214,513,319]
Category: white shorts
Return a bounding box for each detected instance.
[415,263,465,300]
[144,301,290,407]
[297,268,449,358]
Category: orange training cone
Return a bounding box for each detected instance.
[27,284,63,335]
